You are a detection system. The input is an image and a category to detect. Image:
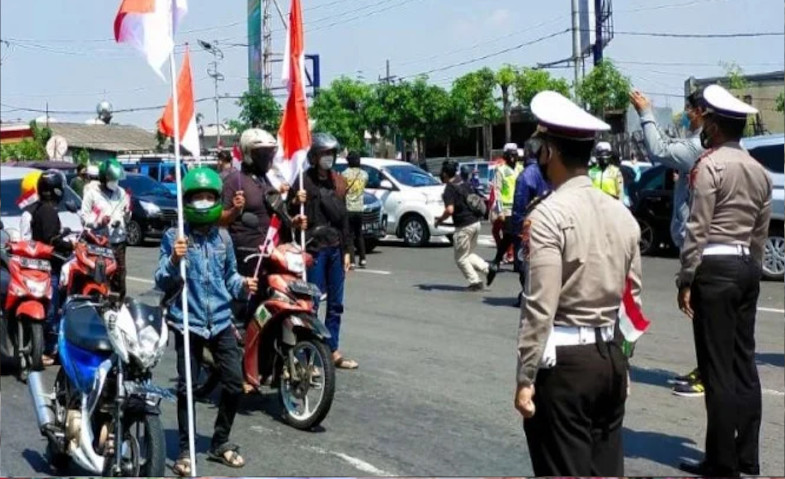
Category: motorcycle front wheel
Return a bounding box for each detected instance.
[279,338,335,430]
[103,413,165,477]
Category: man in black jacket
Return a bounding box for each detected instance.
[30,171,74,365]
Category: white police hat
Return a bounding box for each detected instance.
[595,141,612,154]
[531,91,610,141]
[703,84,758,119]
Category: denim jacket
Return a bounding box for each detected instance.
[155,225,247,339]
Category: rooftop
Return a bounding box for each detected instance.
[48,122,158,153]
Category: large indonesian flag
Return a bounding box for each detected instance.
[158,48,200,156]
[114,0,188,78]
[618,277,651,342]
[275,0,311,185]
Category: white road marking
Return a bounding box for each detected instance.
[353,269,391,275]
[127,275,154,285]
[306,446,392,476]
[757,307,784,315]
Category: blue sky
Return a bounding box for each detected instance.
[1,0,783,129]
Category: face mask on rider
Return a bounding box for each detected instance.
[191,198,216,210]
[681,111,692,131]
[319,155,335,170]
[251,148,273,176]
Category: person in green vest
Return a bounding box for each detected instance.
[490,143,523,271]
[588,141,624,200]
[68,163,88,198]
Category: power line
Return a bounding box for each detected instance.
[606,30,784,39]
[401,29,572,79]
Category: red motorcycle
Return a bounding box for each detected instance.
[199,240,336,430]
[1,238,55,381]
[61,228,117,298]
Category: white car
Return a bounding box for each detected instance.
[0,166,83,240]
[335,158,453,247]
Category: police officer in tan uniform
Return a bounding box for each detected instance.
[677,85,772,477]
[514,91,643,476]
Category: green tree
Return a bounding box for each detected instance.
[452,68,501,159]
[776,92,785,113]
[310,76,374,152]
[512,68,571,108]
[228,81,282,133]
[0,139,47,162]
[496,64,518,143]
[721,61,749,91]
[73,149,90,165]
[576,59,631,117]
[154,120,168,152]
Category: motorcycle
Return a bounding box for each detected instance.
[198,208,336,430]
[28,228,173,476]
[61,227,117,298]
[1,230,61,381]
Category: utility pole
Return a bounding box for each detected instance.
[198,40,225,148]
[571,0,582,99]
[379,59,397,84]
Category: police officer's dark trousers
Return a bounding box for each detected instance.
[691,254,762,476]
[523,333,627,476]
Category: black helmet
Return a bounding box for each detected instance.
[37,169,65,203]
[310,132,339,156]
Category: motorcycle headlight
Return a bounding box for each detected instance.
[139,200,161,216]
[24,278,48,298]
[132,325,164,369]
[285,251,305,274]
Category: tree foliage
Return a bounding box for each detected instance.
[513,68,571,107]
[776,92,785,113]
[228,82,282,133]
[0,120,51,162]
[310,76,375,152]
[721,62,749,91]
[576,59,631,116]
[452,67,502,126]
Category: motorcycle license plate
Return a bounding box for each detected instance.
[288,280,320,298]
[87,245,114,258]
[124,381,175,401]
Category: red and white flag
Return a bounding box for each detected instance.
[275,0,311,185]
[16,190,38,210]
[114,0,187,78]
[232,143,243,171]
[618,277,651,342]
[261,216,282,256]
[158,47,200,156]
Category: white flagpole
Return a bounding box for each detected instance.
[169,1,197,475]
[299,163,306,282]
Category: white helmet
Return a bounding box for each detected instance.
[594,141,612,158]
[87,164,99,179]
[239,128,277,165]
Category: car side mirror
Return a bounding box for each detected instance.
[379,179,394,190]
[64,200,79,213]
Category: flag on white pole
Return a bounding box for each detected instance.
[114,0,187,78]
[159,47,201,157]
[275,0,311,186]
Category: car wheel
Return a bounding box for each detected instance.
[401,215,430,247]
[126,220,143,247]
[637,219,658,256]
[762,223,784,281]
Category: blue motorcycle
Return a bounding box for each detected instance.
[28,285,177,476]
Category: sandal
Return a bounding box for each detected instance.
[172,454,191,477]
[334,356,359,370]
[207,443,245,468]
[42,355,56,367]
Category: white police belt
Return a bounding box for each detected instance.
[539,325,615,369]
[702,243,750,257]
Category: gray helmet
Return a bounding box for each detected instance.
[310,132,339,156]
[239,128,277,165]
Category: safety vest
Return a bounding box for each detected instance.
[589,165,622,199]
[497,164,520,209]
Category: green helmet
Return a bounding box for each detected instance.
[183,167,223,225]
[98,159,125,183]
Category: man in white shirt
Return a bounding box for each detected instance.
[79,159,131,298]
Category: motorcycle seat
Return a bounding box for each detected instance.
[63,302,112,352]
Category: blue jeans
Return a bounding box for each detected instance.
[308,246,345,352]
[45,273,60,355]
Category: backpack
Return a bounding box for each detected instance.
[461,183,487,217]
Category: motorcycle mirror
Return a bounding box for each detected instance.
[240,212,260,229]
[64,200,79,213]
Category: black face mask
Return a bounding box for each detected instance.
[538,147,551,185]
[250,148,274,176]
[597,156,610,169]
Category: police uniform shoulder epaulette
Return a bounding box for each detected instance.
[524,191,552,217]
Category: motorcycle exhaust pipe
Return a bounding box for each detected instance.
[27,371,55,429]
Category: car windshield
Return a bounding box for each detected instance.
[121,175,171,196]
[384,165,439,187]
[0,177,81,216]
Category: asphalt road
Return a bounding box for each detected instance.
[1,232,783,477]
